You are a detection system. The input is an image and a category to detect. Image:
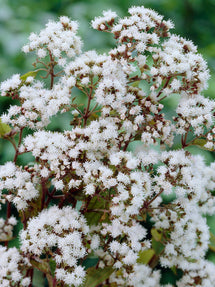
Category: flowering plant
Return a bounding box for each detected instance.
[0,6,215,287]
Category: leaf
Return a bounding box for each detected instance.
[83,257,99,269]
[192,138,214,151]
[49,259,56,277]
[152,238,165,255]
[85,196,107,226]
[8,220,23,248]
[209,231,215,252]
[30,258,55,286]
[171,266,177,275]
[0,119,11,138]
[131,81,140,87]
[30,258,50,274]
[83,267,114,287]
[151,228,162,241]
[32,269,45,287]
[20,70,39,82]
[137,249,155,264]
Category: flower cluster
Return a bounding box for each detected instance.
[0,161,39,210]
[0,216,17,242]
[22,16,82,66]
[0,246,30,287]
[0,5,214,287]
[20,206,88,286]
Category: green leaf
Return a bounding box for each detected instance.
[131,81,140,87]
[8,220,23,248]
[85,196,107,226]
[209,231,215,252]
[137,249,155,264]
[151,228,162,241]
[171,266,177,275]
[30,258,50,274]
[83,267,114,287]
[49,259,56,277]
[192,138,213,151]
[32,269,45,287]
[0,119,11,138]
[152,238,165,255]
[20,70,39,82]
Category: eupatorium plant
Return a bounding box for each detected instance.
[0,6,215,287]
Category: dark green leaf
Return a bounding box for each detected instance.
[152,238,165,255]
[85,196,107,226]
[83,267,114,287]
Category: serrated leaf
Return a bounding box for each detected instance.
[137,248,155,264]
[83,267,114,287]
[0,119,11,138]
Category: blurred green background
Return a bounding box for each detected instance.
[0,0,215,88]
[0,0,215,285]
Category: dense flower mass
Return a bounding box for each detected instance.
[0,5,215,287]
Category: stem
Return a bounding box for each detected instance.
[45,188,57,207]
[58,194,67,209]
[29,268,34,287]
[86,209,110,213]
[123,135,133,151]
[146,189,164,207]
[181,131,189,148]
[22,210,27,229]
[48,50,55,89]
[88,103,98,116]
[13,127,24,163]
[83,78,93,127]
[157,77,171,100]
[53,277,57,287]
[41,179,48,210]
[71,105,84,116]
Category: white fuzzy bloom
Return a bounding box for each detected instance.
[0,162,39,210]
[91,10,118,30]
[20,206,89,286]
[0,74,21,96]
[0,246,30,286]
